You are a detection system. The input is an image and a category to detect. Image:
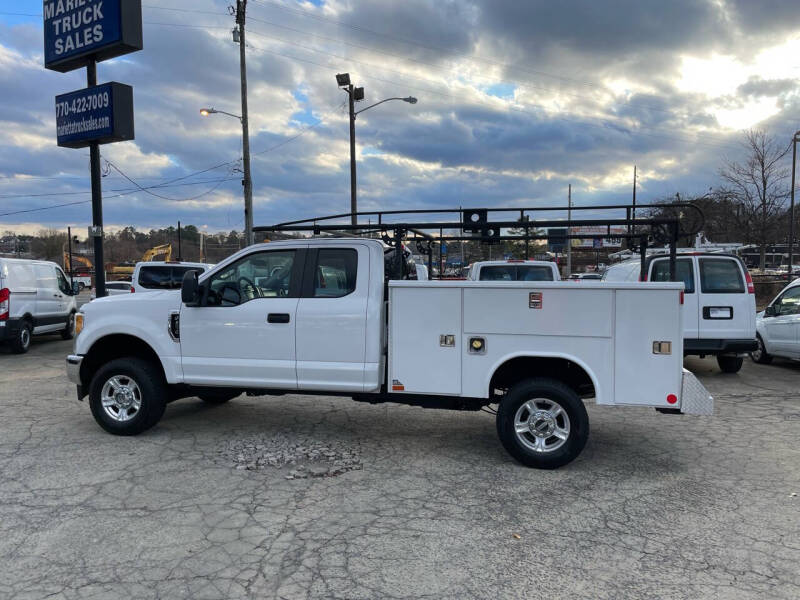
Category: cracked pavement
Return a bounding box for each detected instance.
[1,338,799,599]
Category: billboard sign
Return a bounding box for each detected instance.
[571,226,626,248]
[56,82,134,148]
[44,0,143,73]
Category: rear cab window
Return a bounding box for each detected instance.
[479,265,554,281]
[699,258,744,293]
[313,249,357,297]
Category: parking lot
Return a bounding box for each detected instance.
[0,337,798,599]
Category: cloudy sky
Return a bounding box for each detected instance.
[1,0,799,235]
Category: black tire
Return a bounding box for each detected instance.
[717,355,744,373]
[197,389,239,405]
[60,312,75,340]
[496,378,589,469]
[78,282,86,291]
[10,320,32,354]
[89,357,167,435]
[750,335,773,365]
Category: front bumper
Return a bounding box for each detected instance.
[684,338,758,355]
[66,355,82,385]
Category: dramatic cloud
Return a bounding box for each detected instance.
[1,0,799,235]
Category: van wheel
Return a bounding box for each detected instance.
[717,355,743,373]
[60,312,75,340]
[89,358,167,435]
[10,320,32,354]
[496,378,589,469]
[750,335,772,365]
[198,390,239,404]
[78,282,86,291]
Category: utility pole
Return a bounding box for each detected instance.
[348,83,357,226]
[789,132,798,279]
[87,61,106,298]
[632,164,637,225]
[177,220,182,261]
[567,184,572,276]
[67,226,74,290]
[235,0,254,246]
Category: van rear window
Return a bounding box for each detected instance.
[651,259,695,293]
[699,259,744,293]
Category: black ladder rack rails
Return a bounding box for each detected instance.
[254,202,704,282]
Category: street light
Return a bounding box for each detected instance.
[789,130,799,279]
[336,73,418,225]
[200,106,252,245]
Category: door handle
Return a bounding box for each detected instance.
[267,313,290,324]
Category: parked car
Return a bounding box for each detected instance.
[0,257,77,353]
[90,280,132,300]
[67,238,712,470]
[131,261,211,294]
[467,260,561,281]
[751,278,800,363]
[603,252,756,372]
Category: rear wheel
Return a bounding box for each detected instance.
[197,389,239,405]
[89,358,167,435]
[10,320,32,354]
[496,378,589,469]
[750,335,772,365]
[717,355,743,373]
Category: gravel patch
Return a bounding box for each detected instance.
[218,435,362,478]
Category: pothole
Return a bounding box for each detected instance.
[218,435,362,478]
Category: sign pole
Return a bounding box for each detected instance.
[87,60,106,298]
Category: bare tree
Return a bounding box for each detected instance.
[719,130,791,270]
[30,228,66,262]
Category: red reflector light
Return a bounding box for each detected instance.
[0,287,9,320]
[679,291,684,305]
[391,384,404,391]
[744,270,755,294]
[130,287,135,293]
[667,394,678,405]
[639,273,647,282]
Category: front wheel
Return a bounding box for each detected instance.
[750,335,772,365]
[717,355,743,373]
[496,378,589,469]
[89,358,167,435]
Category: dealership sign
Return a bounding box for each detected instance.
[56,82,134,148]
[571,226,626,248]
[44,0,143,73]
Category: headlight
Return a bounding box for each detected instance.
[75,313,84,334]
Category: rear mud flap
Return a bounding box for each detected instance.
[680,369,713,416]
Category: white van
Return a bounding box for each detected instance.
[0,258,78,353]
[467,260,561,281]
[603,252,756,372]
[131,261,211,294]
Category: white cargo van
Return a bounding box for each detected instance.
[0,258,78,353]
[467,260,561,281]
[603,252,756,372]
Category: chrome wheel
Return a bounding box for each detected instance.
[513,398,571,453]
[100,375,142,422]
[751,338,763,362]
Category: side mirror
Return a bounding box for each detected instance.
[181,270,200,306]
[764,304,777,317]
[71,281,80,295]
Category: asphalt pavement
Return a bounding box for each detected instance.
[0,338,798,599]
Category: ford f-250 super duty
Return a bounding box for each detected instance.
[67,237,712,469]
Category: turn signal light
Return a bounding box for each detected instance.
[75,313,84,334]
[744,270,755,294]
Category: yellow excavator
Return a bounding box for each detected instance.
[63,251,93,274]
[107,244,174,278]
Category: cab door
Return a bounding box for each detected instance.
[180,248,306,388]
[295,245,369,392]
[649,258,698,339]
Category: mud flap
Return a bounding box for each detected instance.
[680,369,713,415]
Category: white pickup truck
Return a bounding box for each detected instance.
[67,238,712,469]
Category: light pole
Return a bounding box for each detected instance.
[336,73,417,225]
[789,130,799,278]
[200,106,253,245]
